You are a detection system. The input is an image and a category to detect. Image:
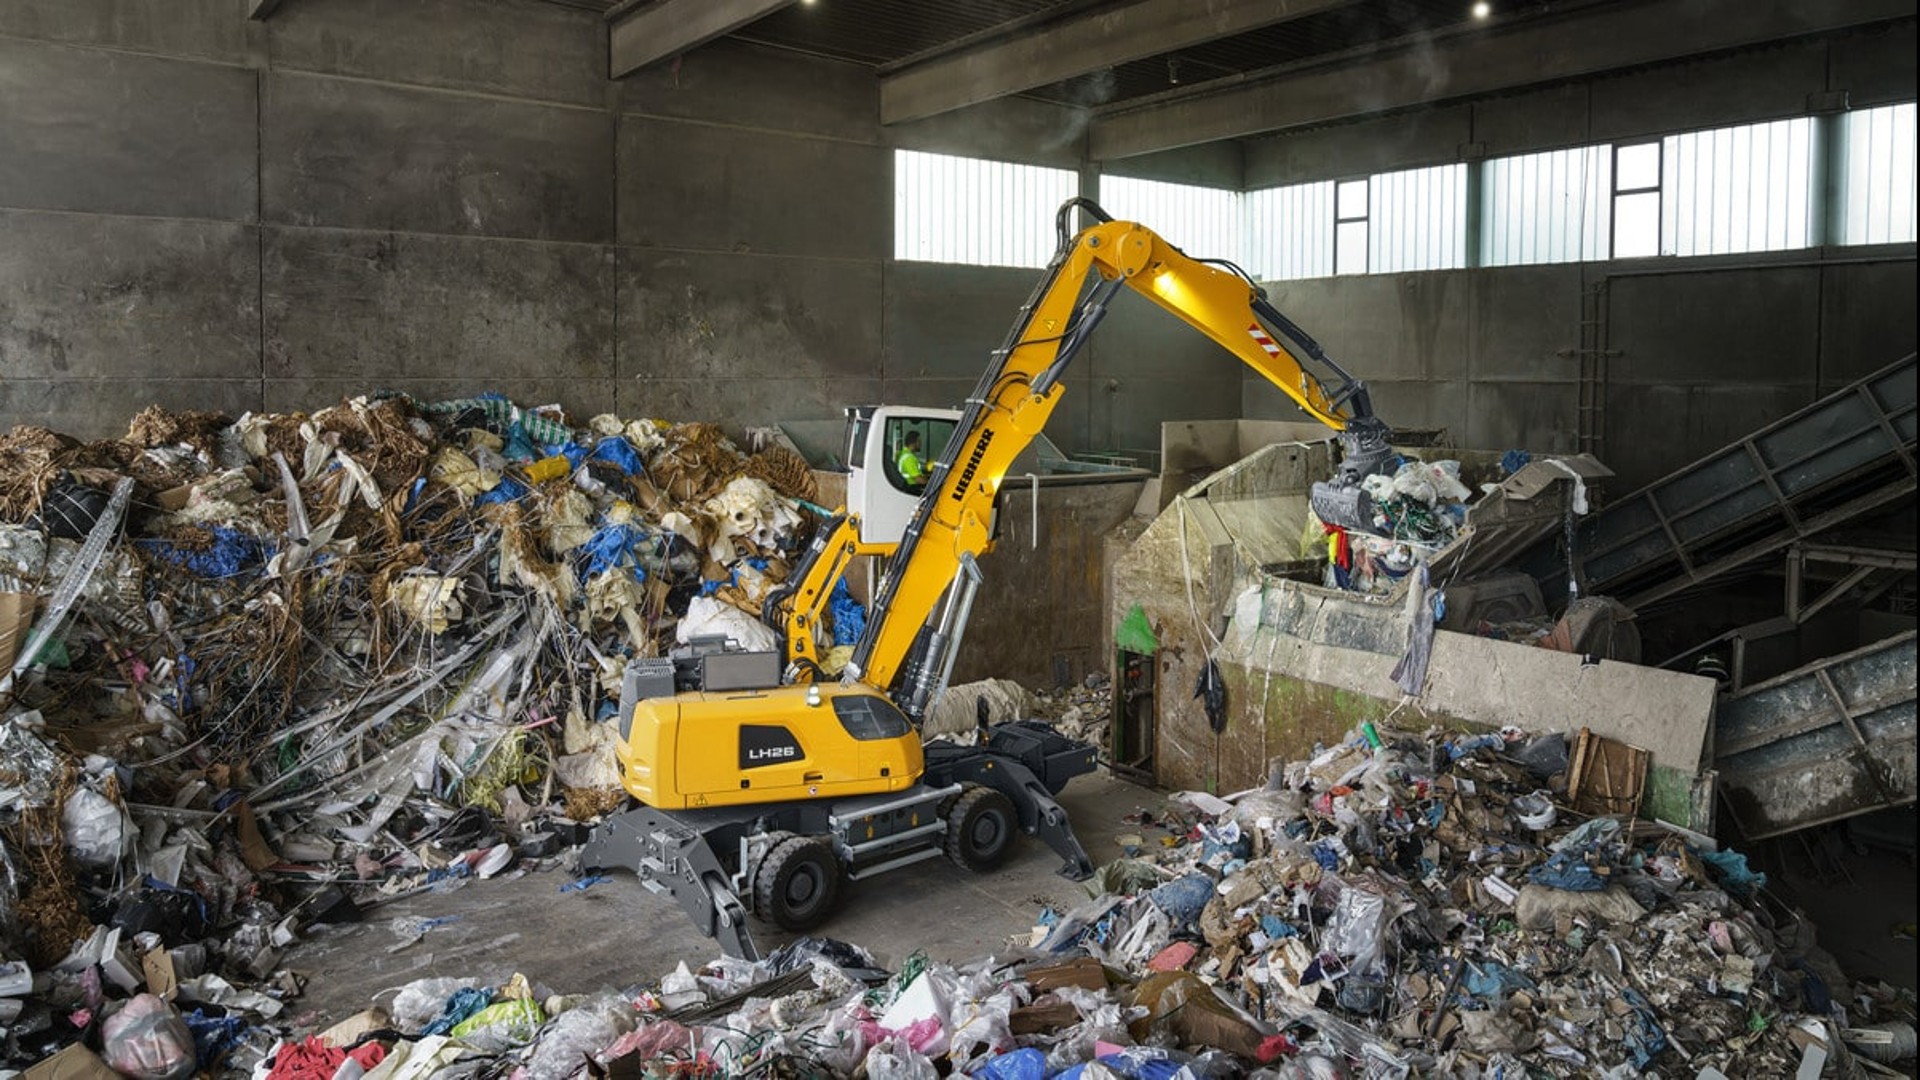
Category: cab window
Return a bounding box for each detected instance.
[832,694,913,740]
[883,416,956,496]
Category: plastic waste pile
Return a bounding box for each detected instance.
[63,720,1901,1078]
[1030,672,1113,748]
[1314,457,1473,596]
[0,392,854,1071]
[1019,724,1915,1078]
[3,397,1911,1077]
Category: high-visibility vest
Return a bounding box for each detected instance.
[897,446,926,484]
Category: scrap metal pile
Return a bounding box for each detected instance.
[0,393,859,1070]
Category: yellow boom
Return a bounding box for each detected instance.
[847,198,1388,699]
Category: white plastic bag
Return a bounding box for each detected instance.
[864,1037,939,1080]
[62,786,130,867]
[676,595,780,653]
[522,993,637,1080]
[386,977,477,1033]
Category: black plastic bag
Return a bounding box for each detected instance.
[1194,658,1227,734]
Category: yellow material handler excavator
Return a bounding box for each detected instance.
[578,199,1393,958]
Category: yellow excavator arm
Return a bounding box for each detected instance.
[588,201,1386,953]
[846,198,1391,708]
[762,510,893,683]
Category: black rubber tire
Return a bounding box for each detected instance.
[755,836,842,931]
[944,786,1018,872]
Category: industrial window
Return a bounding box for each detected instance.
[1335,179,1369,275]
[1100,175,1241,265]
[1369,163,1468,272]
[1612,142,1662,258]
[1661,117,1815,256]
[1841,102,1918,245]
[1243,180,1336,281]
[1483,145,1612,266]
[893,149,1078,268]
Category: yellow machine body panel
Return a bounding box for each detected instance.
[616,684,925,810]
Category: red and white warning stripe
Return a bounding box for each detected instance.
[1247,324,1283,358]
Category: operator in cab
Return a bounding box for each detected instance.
[896,430,928,491]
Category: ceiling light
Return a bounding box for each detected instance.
[1471,1,1491,18]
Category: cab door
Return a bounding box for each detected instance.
[846,405,960,546]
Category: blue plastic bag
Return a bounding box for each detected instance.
[1528,849,1607,891]
[589,436,649,476]
[974,1048,1046,1080]
[1696,847,1767,896]
[473,475,529,507]
[139,526,271,579]
[829,579,867,645]
[577,523,651,581]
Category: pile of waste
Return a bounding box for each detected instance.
[922,674,1110,750]
[1030,673,1112,748]
[40,720,1899,1079]
[1315,457,1474,596]
[3,396,1910,1077]
[1026,725,1916,1078]
[0,392,875,1069]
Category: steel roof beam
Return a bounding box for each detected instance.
[881,0,1364,126]
[1090,0,1915,159]
[612,0,797,79]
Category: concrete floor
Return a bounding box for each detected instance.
[283,771,1165,1027]
[279,773,1916,1040]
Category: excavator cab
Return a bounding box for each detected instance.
[845,405,960,546]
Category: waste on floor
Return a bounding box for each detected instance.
[2,396,1911,1077]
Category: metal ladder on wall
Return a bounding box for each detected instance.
[1522,353,1917,611]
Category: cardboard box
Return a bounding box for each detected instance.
[143,948,178,1001]
[1022,956,1107,993]
[1,591,37,674]
[1009,997,1080,1035]
[25,1044,121,1080]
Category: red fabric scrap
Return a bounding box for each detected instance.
[1146,941,1199,972]
[266,1036,387,1080]
[1322,524,1352,570]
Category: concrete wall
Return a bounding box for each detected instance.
[951,479,1146,688]
[4,5,1911,486]
[0,6,1238,462]
[0,0,618,434]
[1239,24,1918,491]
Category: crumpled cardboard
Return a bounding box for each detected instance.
[390,575,465,634]
[24,1044,121,1080]
[1,589,36,675]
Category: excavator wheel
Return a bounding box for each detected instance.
[944,786,1017,872]
[755,835,842,932]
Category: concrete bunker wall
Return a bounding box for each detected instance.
[1113,439,1717,827]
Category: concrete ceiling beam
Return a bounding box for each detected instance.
[611,0,797,79]
[1090,0,1917,159]
[880,0,1365,127]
